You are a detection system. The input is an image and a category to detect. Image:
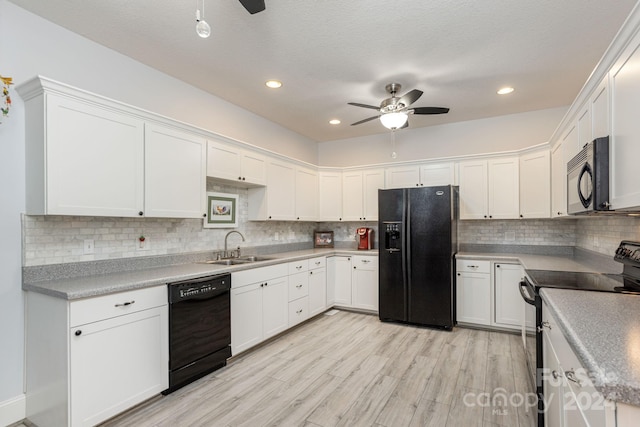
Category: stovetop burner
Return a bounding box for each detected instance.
[525,241,640,295]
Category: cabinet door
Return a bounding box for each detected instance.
[70,306,168,427]
[332,256,353,306]
[363,168,385,221]
[562,124,579,166]
[519,150,551,218]
[206,139,242,182]
[456,272,491,325]
[420,162,455,186]
[308,268,327,317]
[266,159,296,220]
[551,142,567,217]
[488,157,519,219]
[326,257,337,306]
[145,124,206,218]
[577,105,592,150]
[319,171,343,221]
[611,34,640,210]
[241,150,267,186]
[262,276,289,339]
[493,263,524,330]
[385,165,420,188]
[342,172,364,221]
[591,76,610,140]
[351,257,378,311]
[231,283,263,355]
[543,332,565,427]
[459,160,488,219]
[295,166,318,221]
[44,94,144,217]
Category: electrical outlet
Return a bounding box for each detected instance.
[136,237,150,251]
[289,231,295,239]
[83,239,95,255]
[274,232,279,241]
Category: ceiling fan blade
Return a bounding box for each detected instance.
[398,89,423,107]
[351,115,380,126]
[238,0,266,14]
[348,102,380,110]
[412,107,450,115]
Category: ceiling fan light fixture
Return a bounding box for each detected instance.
[195,2,211,38]
[497,87,515,95]
[380,112,408,130]
[329,119,341,125]
[265,80,282,89]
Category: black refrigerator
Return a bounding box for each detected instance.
[378,185,458,329]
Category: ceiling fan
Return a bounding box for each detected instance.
[238,0,266,14]
[349,83,449,130]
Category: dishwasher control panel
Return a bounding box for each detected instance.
[168,273,231,303]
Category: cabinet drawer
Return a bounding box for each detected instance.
[70,285,167,327]
[232,264,288,288]
[308,256,326,270]
[351,255,376,270]
[456,259,490,274]
[288,272,309,302]
[288,259,309,274]
[288,296,309,327]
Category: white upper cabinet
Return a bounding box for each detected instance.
[591,75,610,140]
[562,123,579,163]
[488,157,519,219]
[341,169,384,221]
[21,89,145,217]
[610,29,640,210]
[318,171,343,221]
[458,160,488,220]
[206,139,266,186]
[144,124,207,218]
[577,104,592,150]
[385,162,455,188]
[551,142,568,217]
[459,158,519,220]
[519,149,551,219]
[248,158,296,220]
[295,166,318,221]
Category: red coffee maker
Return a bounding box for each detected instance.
[356,227,374,250]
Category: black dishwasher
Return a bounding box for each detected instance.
[164,273,231,394]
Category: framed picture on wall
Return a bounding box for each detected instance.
[314,231,334,248]
[204,192,238,228]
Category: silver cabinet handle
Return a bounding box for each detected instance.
[361,259,371,263]
[296,309,303,314]
[115,300,135,307]
[565,369,581,387]
[315,261,321,265]
[296,284,302,288]
[468,265,479,269]
[296,265,302,270]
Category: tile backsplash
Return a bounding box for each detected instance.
[458,219,577,247]
[574,216,640,255]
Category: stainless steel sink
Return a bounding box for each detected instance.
[200,256,274,266]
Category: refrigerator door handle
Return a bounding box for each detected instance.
[386,248,401,253]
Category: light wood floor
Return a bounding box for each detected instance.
[98,310,535,427]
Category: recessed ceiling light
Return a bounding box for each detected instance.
[265,80,282,89]
[497,87,515,95]
[329,119,341,125]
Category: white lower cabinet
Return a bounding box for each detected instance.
[351,255,378,311]
[330,256,353,306]
[25,286,168,427]
[308,257,328,317]
[231,264,289,355]
[456,262,491,326]
[493,263,525,330]
[288,268,310,327]
[542,300,614,427]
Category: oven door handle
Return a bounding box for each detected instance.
[519,280,536,305]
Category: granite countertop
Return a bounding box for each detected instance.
[540,288,640,406]
[456,249,621,274]
[23,248,378,300]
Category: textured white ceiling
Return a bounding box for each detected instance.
[8,0,638,142]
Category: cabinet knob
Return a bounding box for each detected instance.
[489,215,492,219]
[310,271,313,275]
[203,213,207,218]
[138,211,143,216]
[457,273,461,276]
[496,264,500,268]
[557,212,562,216]
[268,216,272,219]
[519,214,523,218]
[297,217,300,220]
[416,184,419,187]
[75,330,82,336]
[242,177,246,181]
[484,215,487,219]
[339,218,342,221]
[238,176,242,180]
[353,266,356,269]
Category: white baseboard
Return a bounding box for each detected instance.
[0,394,26,427]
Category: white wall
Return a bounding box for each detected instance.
[318,107,568,167]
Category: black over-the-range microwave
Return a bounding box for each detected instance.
[567,136,610,215]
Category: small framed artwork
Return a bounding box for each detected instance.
[204,192,238,228]
[314,231,334,248]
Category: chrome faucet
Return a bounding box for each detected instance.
[224,231,245,258]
